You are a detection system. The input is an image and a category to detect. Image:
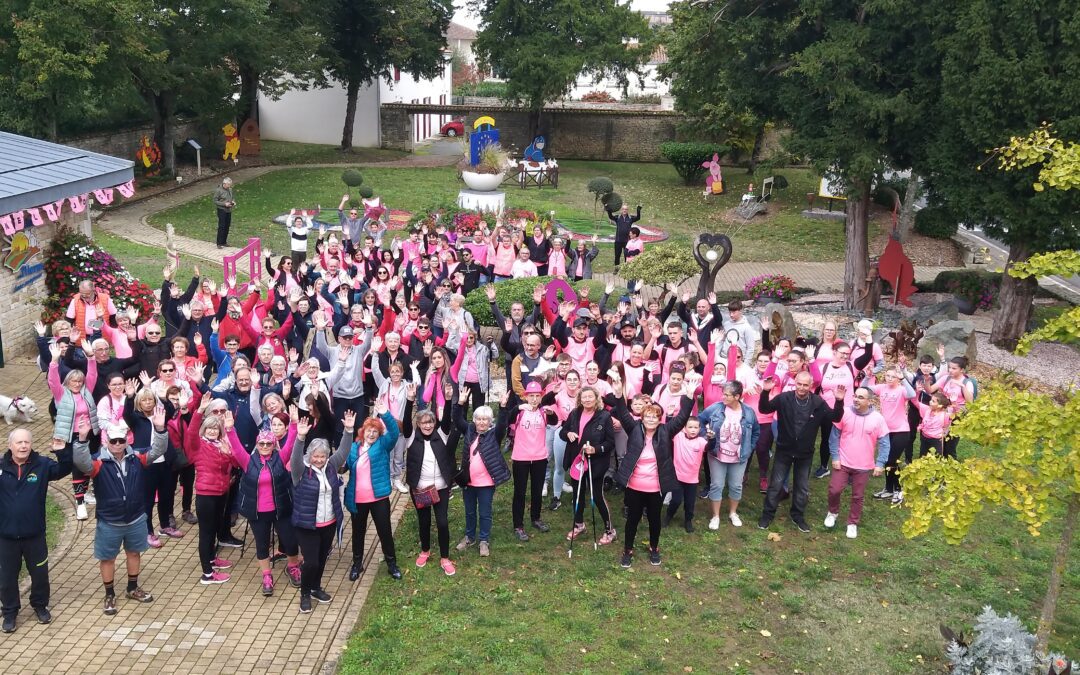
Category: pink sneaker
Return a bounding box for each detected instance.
[440,558,456,576]
[286,564,301,588]
[211,558,233,570]
[566,523,586,541]
[147,534,164,549]
[159,526,185,539]
[598,528,618,546]
[415,551,431,568]
[200,571,230,585]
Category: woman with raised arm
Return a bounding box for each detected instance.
[561,385,617,546]
[184,397,241,585]
[48,339,100,520]
[452,388,510,563]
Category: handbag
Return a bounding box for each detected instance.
[412,484,440,509]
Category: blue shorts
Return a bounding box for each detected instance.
[94,515,149,560]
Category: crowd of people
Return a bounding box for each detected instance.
[0,192,978,630]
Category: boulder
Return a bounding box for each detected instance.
[911,300,959,327]
[760,303,798,343]
[917,320,977,365]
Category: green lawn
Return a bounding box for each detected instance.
[259,140,408,165]
[92,231,225,287]
[340,440,1078,674]
[146,161,869,274]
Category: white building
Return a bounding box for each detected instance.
[259,58,453,147]
[566,11,672,101]
[447,22,477,65]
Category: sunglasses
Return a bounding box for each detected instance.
[408,307,419,312]
[418,325,431,330]
[257,441,274,447]
[107,438,126,445]
[146,332,161,336]
[159,368,175,374]
[378,271,388,275]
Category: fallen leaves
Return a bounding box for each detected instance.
[767,532,782,542]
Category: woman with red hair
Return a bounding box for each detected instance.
[343,398,402,582]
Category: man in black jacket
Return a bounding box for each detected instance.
[0,429,73,632]
[606,204,641,267]
[757,371,845,532]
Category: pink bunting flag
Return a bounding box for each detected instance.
[27,208,43,227]
[0,214,15,236]
[93,188,115,205]
[42,201,63,222]
[68,195,88,213]
[12,211,25,231]
[116,180,135,199]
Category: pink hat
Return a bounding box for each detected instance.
[524,381,543,395]
[256,429,278,447]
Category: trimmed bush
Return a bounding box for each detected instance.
[931,270,1001,310]
[914,206,959,239]
[341,168,364,187]
[358,186,374,199]
[42,229,156,325]
[601,191,623,213]
[464,276,619,327]
[660,142,730,185]
[453,81,508,98]
[619,243,698,287]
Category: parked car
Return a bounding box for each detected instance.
[440,118,465,137]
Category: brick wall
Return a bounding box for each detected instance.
[0,214,72,362]
[381,103,682,161]
[61,119,208,160]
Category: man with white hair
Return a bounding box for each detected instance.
[1,428,73,633]
[213,176,236,249]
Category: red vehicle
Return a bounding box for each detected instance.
[440,118,465,137]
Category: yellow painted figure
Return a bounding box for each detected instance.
[223,123,241,161]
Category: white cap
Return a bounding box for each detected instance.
[105,423,129,441]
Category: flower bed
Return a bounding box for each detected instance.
[41,229,156,324]
[744,273,797,303]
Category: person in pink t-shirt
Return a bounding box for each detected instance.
[927,353,974,459]
[509,383,554,542]
[453,389,510,559]
[663,418,707,532]
[825,386,890,539]
[700,381,760,529]
[915,391,952,457]
[869,368,917,504]
[561,386,617,545]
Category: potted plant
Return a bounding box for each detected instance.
[459,142,509,191]
[744,273,797,304]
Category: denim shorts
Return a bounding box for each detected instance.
[94,515,149,560]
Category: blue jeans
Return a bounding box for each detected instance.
[546,426,567,496]
[707,455,749,502]
[463,485,495,543]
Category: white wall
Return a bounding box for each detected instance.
[259,81,381,147]
[380,60,454,142]
[568,63,670,100]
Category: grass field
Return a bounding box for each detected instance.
[146,161,874,276]
[339,440,1078,674]
[258,140,408,165]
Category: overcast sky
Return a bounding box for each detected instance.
[452,0,670,30]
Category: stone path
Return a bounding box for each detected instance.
[0,358,407,674]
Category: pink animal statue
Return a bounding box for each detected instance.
[702,153,724,194]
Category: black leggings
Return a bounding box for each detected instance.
[351,498,396,564]
[512,459,547,528]
[195,494,229,575]
[296,523,335,594]
[818,416,833,468]
[143,462,174,533]
[414,488,451,558]
[666,480,698,523]
[919,434,944,457]
[571,465,611,529]
[249,512,299,560]
[623,488,663,552]
[614,239,627,266]
[883,431,911,493]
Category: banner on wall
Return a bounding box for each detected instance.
[0,179,136,236]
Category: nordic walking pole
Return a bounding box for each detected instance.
[586,445,598,551]
[568,459,587,559]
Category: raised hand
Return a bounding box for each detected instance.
[605,280,615,295]
[211,318,220,333]
[139,371,153,387]
[406,382,417,400]
[543,344,556,360]
[127,306,140,323]
[125,378,138,397]
[296,416,312,437]
[682,290,691,303]
[265,247,273,261]
[708,292,717,305]
[313,312,328,330]
[34,320,46,337]
[81,339,93,354]
[834,384,847,400]
[193,332,203,347]
[761,377,775,392]
[281,379,292,398]
[937,343,946,360]
[76,417,92,441]
[51,437,67,452]
[710,328,722,344]
[373,397,388,416]
[343,409,357,431]
[422,340,433,357]
[180,303,191,320]
[533,284,544,303]
[163,265,173,281]
[193,264,201,278]
[48,342,61,362]
[485,284,497,302]
[371,335,383,352]
[206,278,217,295]
[227,274,237,290]
[504,317,513,333]
[223,410,235,430]
[151,405,167,430]
[458,387,470,405]
[500,390,510,407]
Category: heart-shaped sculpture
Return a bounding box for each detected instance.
[693,233,734,297]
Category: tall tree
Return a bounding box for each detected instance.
[919,0,1080,349]
[322,0,452,150]
[471,0,653,137]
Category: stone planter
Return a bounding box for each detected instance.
[462,171,504,192]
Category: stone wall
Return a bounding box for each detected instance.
[61,119,209,160]
[381,103,682,162]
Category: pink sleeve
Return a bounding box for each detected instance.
[47,362,64,401]
[84,357,98,392]
[227,428,250,470]
[450,334,468,381]
[726,344,738,382]
[107,298,118,314]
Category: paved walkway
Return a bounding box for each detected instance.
[0,359,408,674]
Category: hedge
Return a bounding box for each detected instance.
[914,206,959,239]
[464,276,623,327]
[659,142,730,185]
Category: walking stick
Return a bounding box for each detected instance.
[568,460,587,559]
[586,446,598,551]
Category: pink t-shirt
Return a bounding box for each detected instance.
[916,403,951,439]
[353,445,376,503]
[833,409,890,470]
[716,406,744,463]
[623,363,648,398]
[672,432,706,483]
[462,241,489,266]
[257,464,276,512]
[871,383,912,432]
[627,436,661,493]
[512,409,548,461]
[818,362,855,407]
[741,371,775,424]
[548,388,577,424]
[548,249,567,277]
[585,378,613,397]
[936,375,973,412]
[562,337,594,374]
[468,438,495,487]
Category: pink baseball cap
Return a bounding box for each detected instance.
[524,381,543,395]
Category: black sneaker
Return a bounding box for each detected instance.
[218,535,244,548]
[793,519,811,533]
[34,607,52,624]
[698,488,710,500]
[270,551,288,564]
[311,588,332,604]
[549,498,561,511]
[757,518,772,530]
[531,519,550,533]
[620,550,633,569]
[181,510,198,525]
[648,548,662,566]
[299,594,312,614]
[813,466,831,479]
[514,528,530,542]
[2,615,14,633]
[685,521,694,534]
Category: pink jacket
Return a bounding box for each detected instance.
[184,411,240,495]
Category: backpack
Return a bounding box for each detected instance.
[964,376,978,401]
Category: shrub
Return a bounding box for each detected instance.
[744,273,797,302]
[464,276,616,327]
[358,186,374,199]
[914,206,959,239]
[580,90,616,103]
[601,191,623,213]
[872,176,908,208]
[453,80,508,98]
[622,93,661,104]
[943,606,1070,675]
[41,229,156,325]
[619,243,698,287]
[660,142,730,185]
[932,270,1000,310]
[341,168,364,187]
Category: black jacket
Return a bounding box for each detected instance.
[560,407,616,476]
[606,206,641,242]
[758,388,844,458]
[0,448,73,539]
[402,399,461,489]
[452,401,509,487]
[125,338,170,379]
[609,394,693,494]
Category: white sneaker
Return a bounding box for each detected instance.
[708,516,720,531]
[846,524,858,539]
[823,512,838,528]
[562,483,573,495]
[729,513,743,528]
[76,503,88,521]
[84,492,97,505]
[394,479,409,494]
[542,483,548,497]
